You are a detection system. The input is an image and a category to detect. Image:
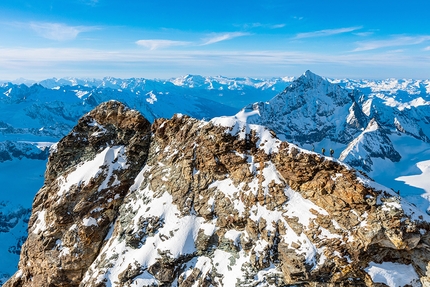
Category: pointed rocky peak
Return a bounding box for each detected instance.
[45,100,151,183]
[278,70,351,107]
[239,71,356,144]
[289,70,329,88]
[346,101,368,130]
[302,69,325,82]
[365,117,381,132]
[282,70,326,92]
[6,101,153,287]
[339,118,401,172]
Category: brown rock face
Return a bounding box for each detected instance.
[5,101,151,287]
[5,101,430,287]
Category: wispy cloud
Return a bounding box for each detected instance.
[295,26,362,39]
[424,46,430,51]
[353,35,430,51]
[135,32,248,50]
[270,24,286,29]
[135,39,190,50]
[1,47,429,79]
[1,47,427,66]
[241,23,285,29]
[201,32,249,46]
[30,22,98,41]
[354,32,374,37]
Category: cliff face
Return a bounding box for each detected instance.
[6,101,152,286]
[6,101,430,287]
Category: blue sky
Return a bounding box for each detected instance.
[0,0,429,80]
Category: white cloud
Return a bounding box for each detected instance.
[295,26,362,39]
[354,35,430,51]
[135,39,190,50]
[242,23,285,29]
[136,31,250,50]
[201,32,249,45]
[30,22,97,41]
[270,24,286,29]
[1,47,428,67]
[1,47,429,80]
[354,32,374,37]
[424,46,430,51]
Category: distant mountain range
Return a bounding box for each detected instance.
[0,72,430,284]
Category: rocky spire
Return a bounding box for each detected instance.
[5,101,152,287]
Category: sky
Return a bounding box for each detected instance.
[0,0,429,80]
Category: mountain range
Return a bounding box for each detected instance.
[0,71,430,285]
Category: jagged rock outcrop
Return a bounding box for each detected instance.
[339,119,401,172]
[5,101,152,287]
[5,101,430,287]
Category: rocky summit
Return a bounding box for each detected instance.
[5,101,430,287]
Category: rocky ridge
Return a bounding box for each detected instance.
[5,101,430,287]
[236,70,430,174]
[339,119,401,172]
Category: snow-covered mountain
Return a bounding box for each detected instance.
[339,119,401,172]
[237,70,362,144]
[1,72,430,285]
[5,101,430,286]
[0,75,292,283]
[230,70,430,213]
[36,75,294,109]
[331,77,430,97]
